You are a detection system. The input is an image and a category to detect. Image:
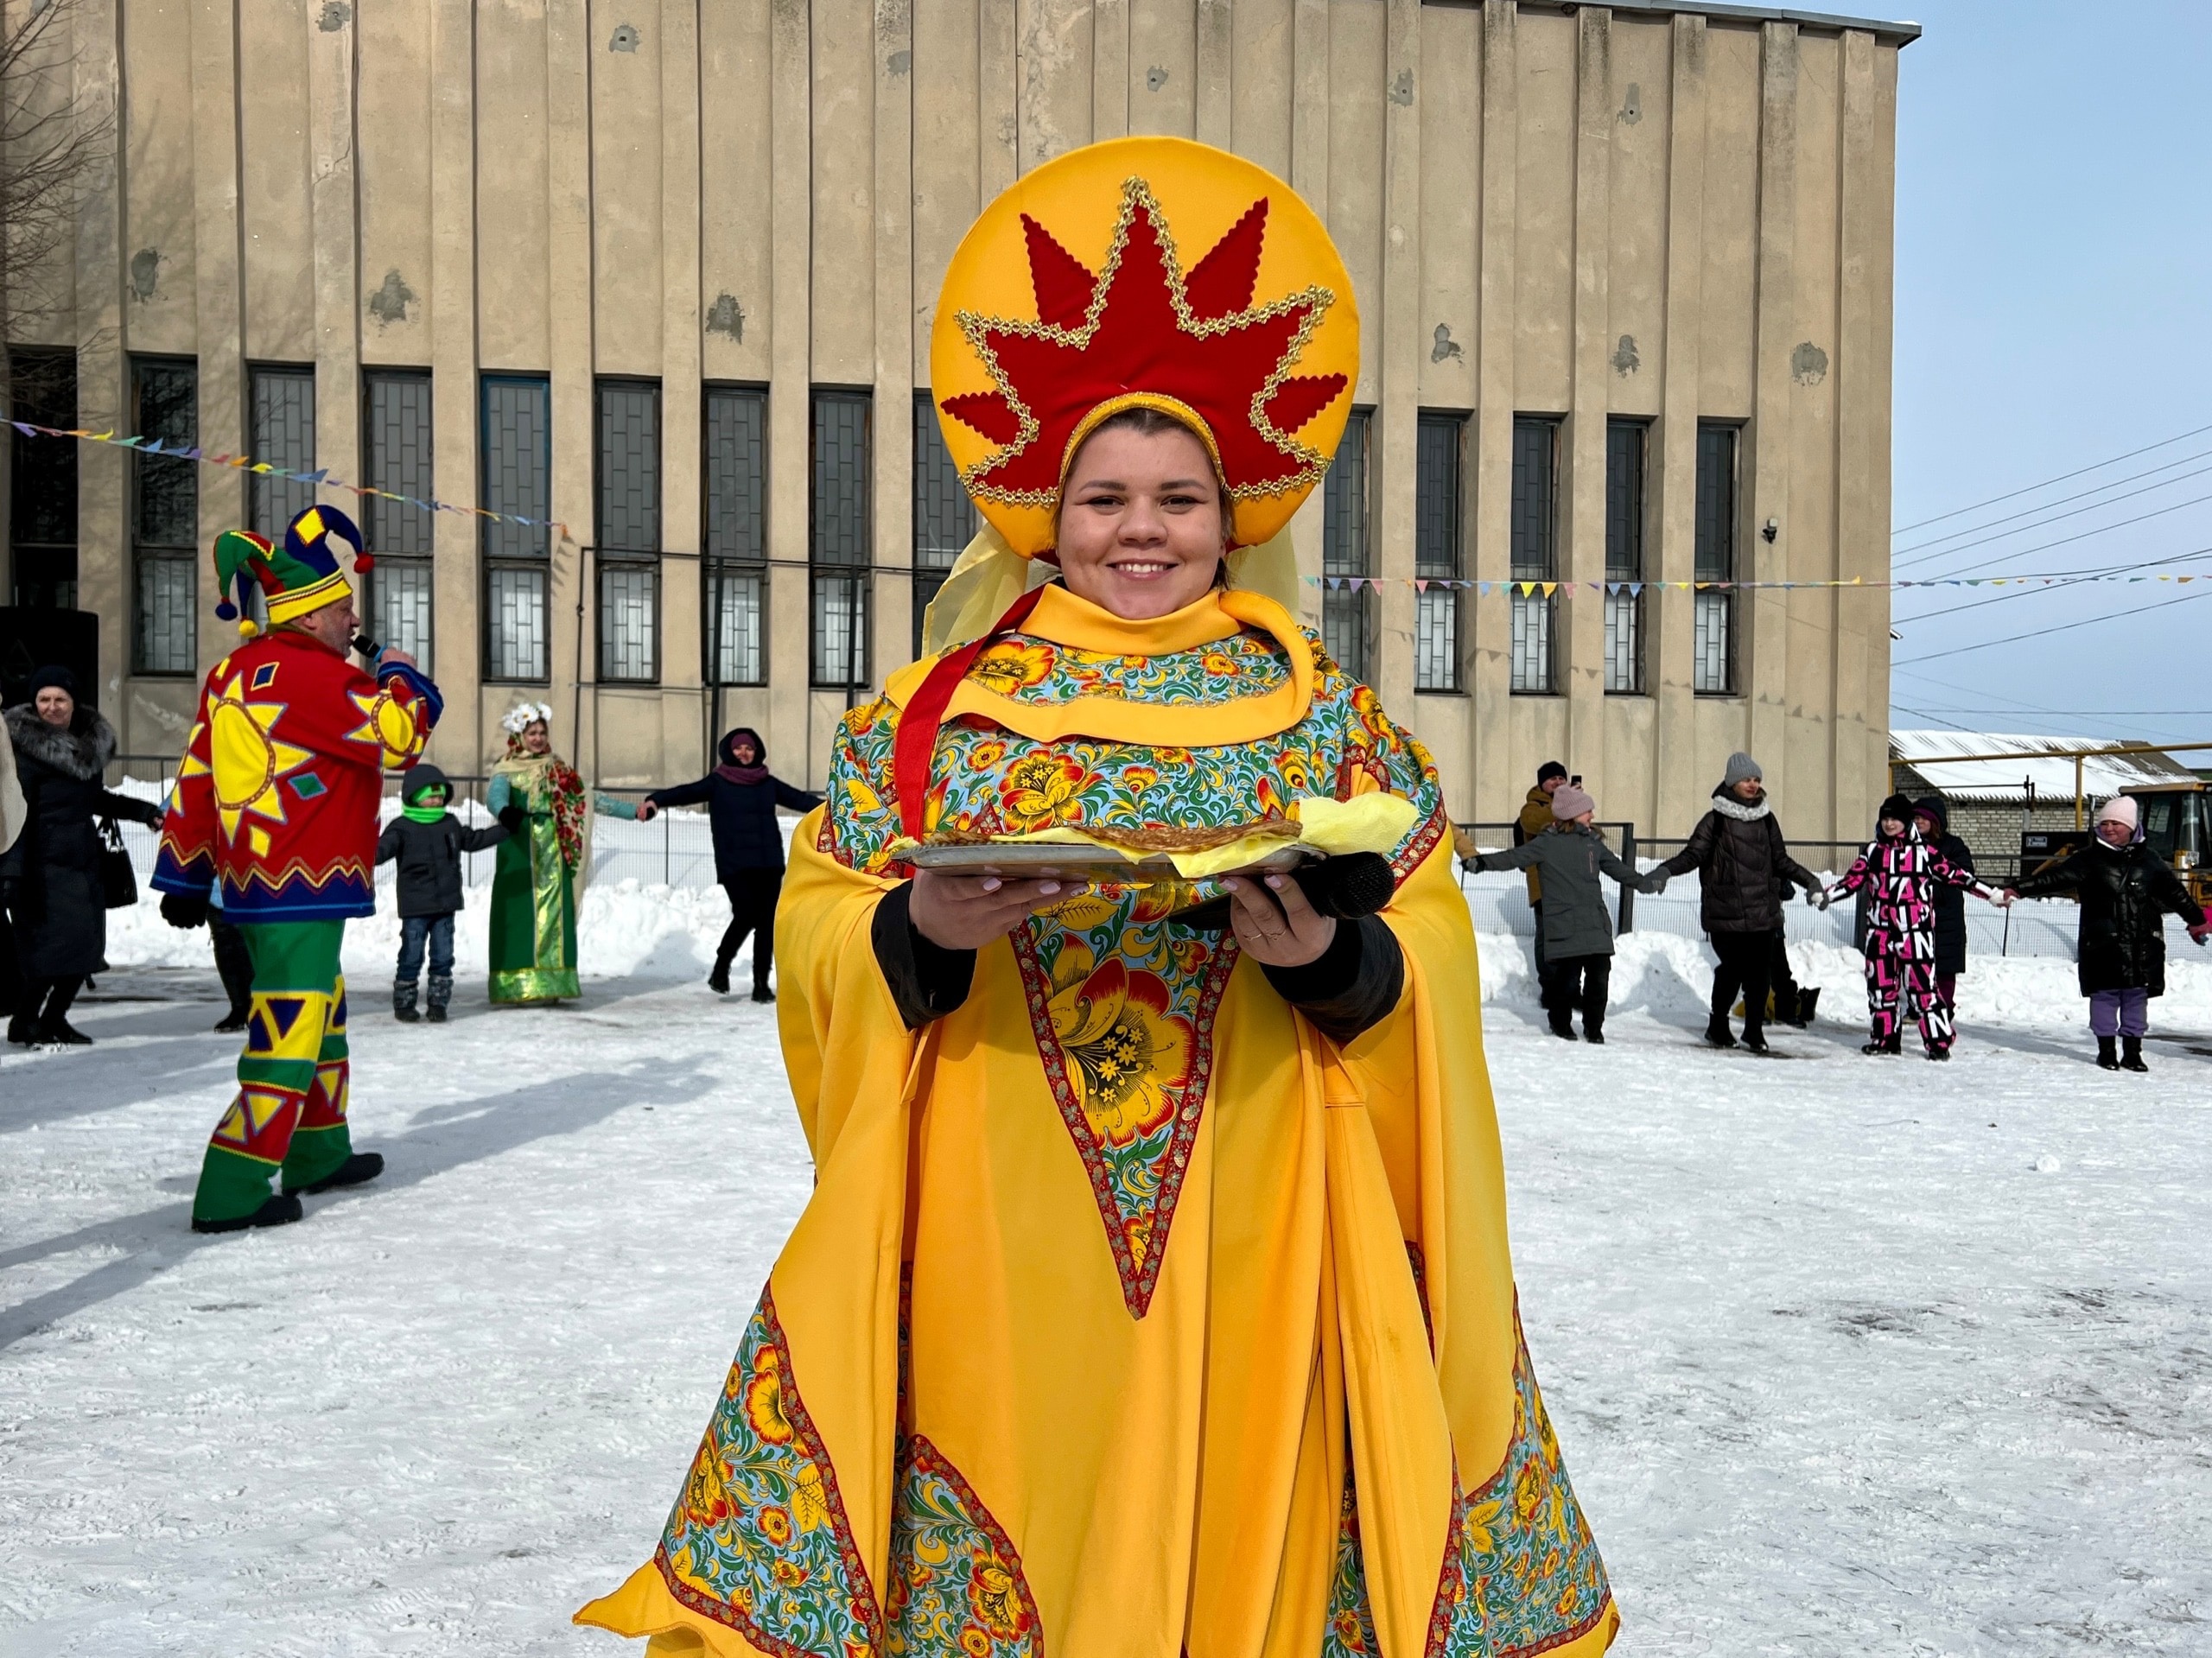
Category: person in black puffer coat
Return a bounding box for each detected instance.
[1,666,165,1045]
[374,764,510,1023]
[2007,794,2209,1072]
[1910,796,1976,1028]
[645,727,823,1001]
[1658,750,1822,1053]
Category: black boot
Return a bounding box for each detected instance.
[1583,1026,1605,1045]
[285,1151,385,1197]
[751,984,776,1004]
[1862,1032,1903,1056]
[2095,1035,2120,1070]
[426,974,453,1024]
[7,1009,39,1045]
[191,1192,304,1235]
[393,980,421,1024]
[1742,1025,1770,1055]
[35,1017,92,1046]
[708,961,732,994]
[1797,988,1821,1025]
[214,1004,250,1033]
[1704,1017,1737,1049]
[2120,1036,2149,1073]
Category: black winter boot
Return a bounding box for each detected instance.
[1797,988,1821,1025]
[751,984,776,1004]
[285,1151,385,1197]
[427,974,454,1020]
[708,961,732,994]
[2120,1036,2149,1073]
[1704,1017,1737,1049]
[191,1192,304,1235]
[8,1009,40,1045]
[1583,1026,1605,1045]
[2095,1036,2120,1070]
[35,1017,92,1046]
[393,980,421,1024]
[1861,1032,1902,1056]
[214,1006,250,1033]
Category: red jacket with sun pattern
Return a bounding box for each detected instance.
[152,630,443,922]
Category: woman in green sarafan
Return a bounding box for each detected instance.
[484,702,647,1004]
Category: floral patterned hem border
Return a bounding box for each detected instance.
[1421,1307,1613,1658]
[655,1288,886,1657]
[887,1434,1046,1657]
[1009,924,1238,1320]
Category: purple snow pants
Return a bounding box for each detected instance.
[2089,988,2149,1039]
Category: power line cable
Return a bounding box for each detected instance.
[1891,445,2212,557]
[1891,420,2212,537]
[1893,545,2212,626]
[1893,461,2212,569]
[1892,584,2212,667]
[1893,486,2212,579]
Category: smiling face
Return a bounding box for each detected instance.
[1879,816,1907,840]
[2096,817,2133,848]
[33,686,73,728]
[522,721,550,756]
[1053,421,1228,620]
[730,735,759,766]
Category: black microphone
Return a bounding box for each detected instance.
[1166,851,1395,934]
[352,633,384,664]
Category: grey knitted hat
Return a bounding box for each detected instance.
[1723,751,1763,787]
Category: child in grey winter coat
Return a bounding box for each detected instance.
[1471,785,1669,1042]
[374,765,510,1022]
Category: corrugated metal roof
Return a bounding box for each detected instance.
[1891,730,2201,803]
[1510,1,1923,45]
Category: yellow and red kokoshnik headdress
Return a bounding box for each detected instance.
[930,135,1359,559]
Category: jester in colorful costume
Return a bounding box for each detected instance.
[579,137,1618,1658]
[154,505,442,1233]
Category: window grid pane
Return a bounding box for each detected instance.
[1694,423,1738,693]
[481,376,551,561]
[598,558,658,682]
[709,566,766,686]
[704,384,769,687]
[132,359,197,671]
[913,392,974,657]
[1605,419,1645,581]
[11,349,78,608]
[596,380,661,552]
[811,391,872,687]
[1324,409,1372,680]
[486,564,548,682]
[1414,588,1457,693]
[1603,588,1642,695]
[365,370,435,556]
[1510,591,1554,694]
[1510,416,1557,581]
[372,560,435,668]
[1693,590,1732,695]
[248,366,317,541]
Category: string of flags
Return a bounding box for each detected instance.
[3,418,575,538]
[1306,573,2209,593]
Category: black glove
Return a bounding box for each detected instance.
[161,892,210,931]
[1168,852,1395,934]
[497,804,526,835]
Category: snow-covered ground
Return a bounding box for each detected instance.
[4,883,2210,1656]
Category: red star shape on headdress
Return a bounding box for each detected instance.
[941,179,1348,504]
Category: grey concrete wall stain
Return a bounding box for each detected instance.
[317,2,351,31]
[887,48,911,76]
[1390,69,1414,108]
[1611,334,1640,377]
[1618,82,1642,125]
[609,22,639,53]
[1146,65,1169,92]
[367,269,417,327]
[1791,341,1829,386]
[706,293,746,342]
[128,248,160,302]
[1431,323,1463,364]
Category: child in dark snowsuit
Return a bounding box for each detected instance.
[1471,784,1668,1043]
[2005,794,2209,1072]
[374,765,510,1022]
[644,727,823,1001]
[1823,792,2005,1060]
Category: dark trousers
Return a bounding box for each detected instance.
[1542,953,1611,1036]
[1529,900,1547,977]
[1711,930,1777,1036]
[15,974,83,1030]
[210,913,255,1020]
[718,867,785,992]
[1769,933,1801,1020]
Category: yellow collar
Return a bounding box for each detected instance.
[885,583,1315,748]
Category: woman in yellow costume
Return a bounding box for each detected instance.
[579,137,1618,1658]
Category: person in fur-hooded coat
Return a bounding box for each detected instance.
[2,667,163,1044]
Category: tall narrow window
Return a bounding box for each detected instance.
[480,374,551,682]
[595,378,662,683]
[811,390,872,690]
[363,369,435,669]
[248,365,317,542]
[703,384,769,687]
[10,349,76,609]
[1414,410,1465,692]
[1694,422,1739,695]
[1323,408,1373,681]
[1509,416,1559,695]
[1604,418,1648,695]
[912,392,975,660]
[131,357,198,673]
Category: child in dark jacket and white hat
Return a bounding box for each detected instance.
[1471,784,1668,1043]
[375,765,511,1022]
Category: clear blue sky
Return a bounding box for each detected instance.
[1886,0,2212,747]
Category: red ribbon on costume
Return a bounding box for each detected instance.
[893,586,1049,843]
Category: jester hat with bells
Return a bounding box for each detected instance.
[211,504,373,638]
[921,134,1358,654]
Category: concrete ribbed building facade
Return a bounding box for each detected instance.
[4,0,1913,837]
